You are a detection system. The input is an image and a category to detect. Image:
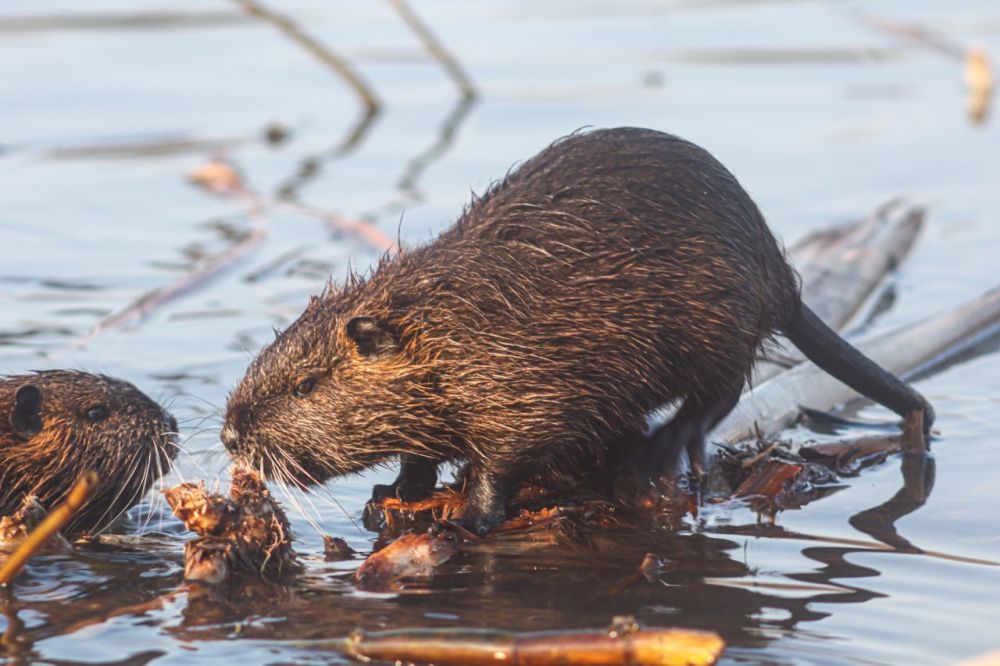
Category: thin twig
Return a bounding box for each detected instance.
[0,472,98,586]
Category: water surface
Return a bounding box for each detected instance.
[1,1,999,664]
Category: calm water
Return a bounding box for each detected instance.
[2,1,999,664]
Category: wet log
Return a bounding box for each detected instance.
[714,286,1000,444]
[754,202,924,384]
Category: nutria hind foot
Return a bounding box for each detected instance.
[370,457,438,503]
[615,382,743,502]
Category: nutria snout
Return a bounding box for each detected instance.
[223,127,932,535]
[0,371,178,535]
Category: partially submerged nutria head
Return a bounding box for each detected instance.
[221,277,453,489]
[0,371,178,535]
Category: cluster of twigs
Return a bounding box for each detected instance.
[164,468,298,583]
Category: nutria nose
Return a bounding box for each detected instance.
[166,413,178,434]
[220,423,239,452]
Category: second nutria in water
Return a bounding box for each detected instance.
[221,127,933,534]
[0,371,178,535]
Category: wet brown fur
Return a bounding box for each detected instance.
[0,371,177,535]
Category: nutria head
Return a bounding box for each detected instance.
[0,371,178,535]
[222,282,451,489]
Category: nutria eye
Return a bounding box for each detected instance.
[86,405,109,421]
[294,379,315,397]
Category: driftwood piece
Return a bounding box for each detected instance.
[754,202,923,384]
[310,617,725,666]
[714,286,1000,444]
[164,469,298,583]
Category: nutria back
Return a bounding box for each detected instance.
[0,371,177,535]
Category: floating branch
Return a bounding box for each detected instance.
[305,617,724,666]
[85,211,267,339]
[284,199,397,254]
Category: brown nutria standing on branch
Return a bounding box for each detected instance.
[0,371,178,535]
[221,127,934,535]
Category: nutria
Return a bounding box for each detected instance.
[0,371,178,535]
[221,127,933,534]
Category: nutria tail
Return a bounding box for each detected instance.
[782,304,935,433]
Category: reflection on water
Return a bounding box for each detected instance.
[1,0,999,664]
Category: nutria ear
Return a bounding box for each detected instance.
[10,384,43,438]
[346,317,398,358]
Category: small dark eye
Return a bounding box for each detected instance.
[86,405,109,421]
[294,379,315,397]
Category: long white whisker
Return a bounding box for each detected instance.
[274,447,364,535]
[88,448,140,534]
[270,453,323,536]
[92,448,144,537]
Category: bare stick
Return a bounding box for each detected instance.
[0,472,98,586]
[306,620,724,666]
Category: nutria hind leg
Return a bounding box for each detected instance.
[617,379,744,497]
[683,380,743,481]
[459,467,516,536]
[371,456,438,503]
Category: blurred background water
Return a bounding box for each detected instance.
[1,1,999,664]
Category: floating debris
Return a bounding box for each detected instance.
[322,536,356,561]
[186,156,245,195]
[355,529,463,592]
[165,469,298,584]
[0,497,50,547]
